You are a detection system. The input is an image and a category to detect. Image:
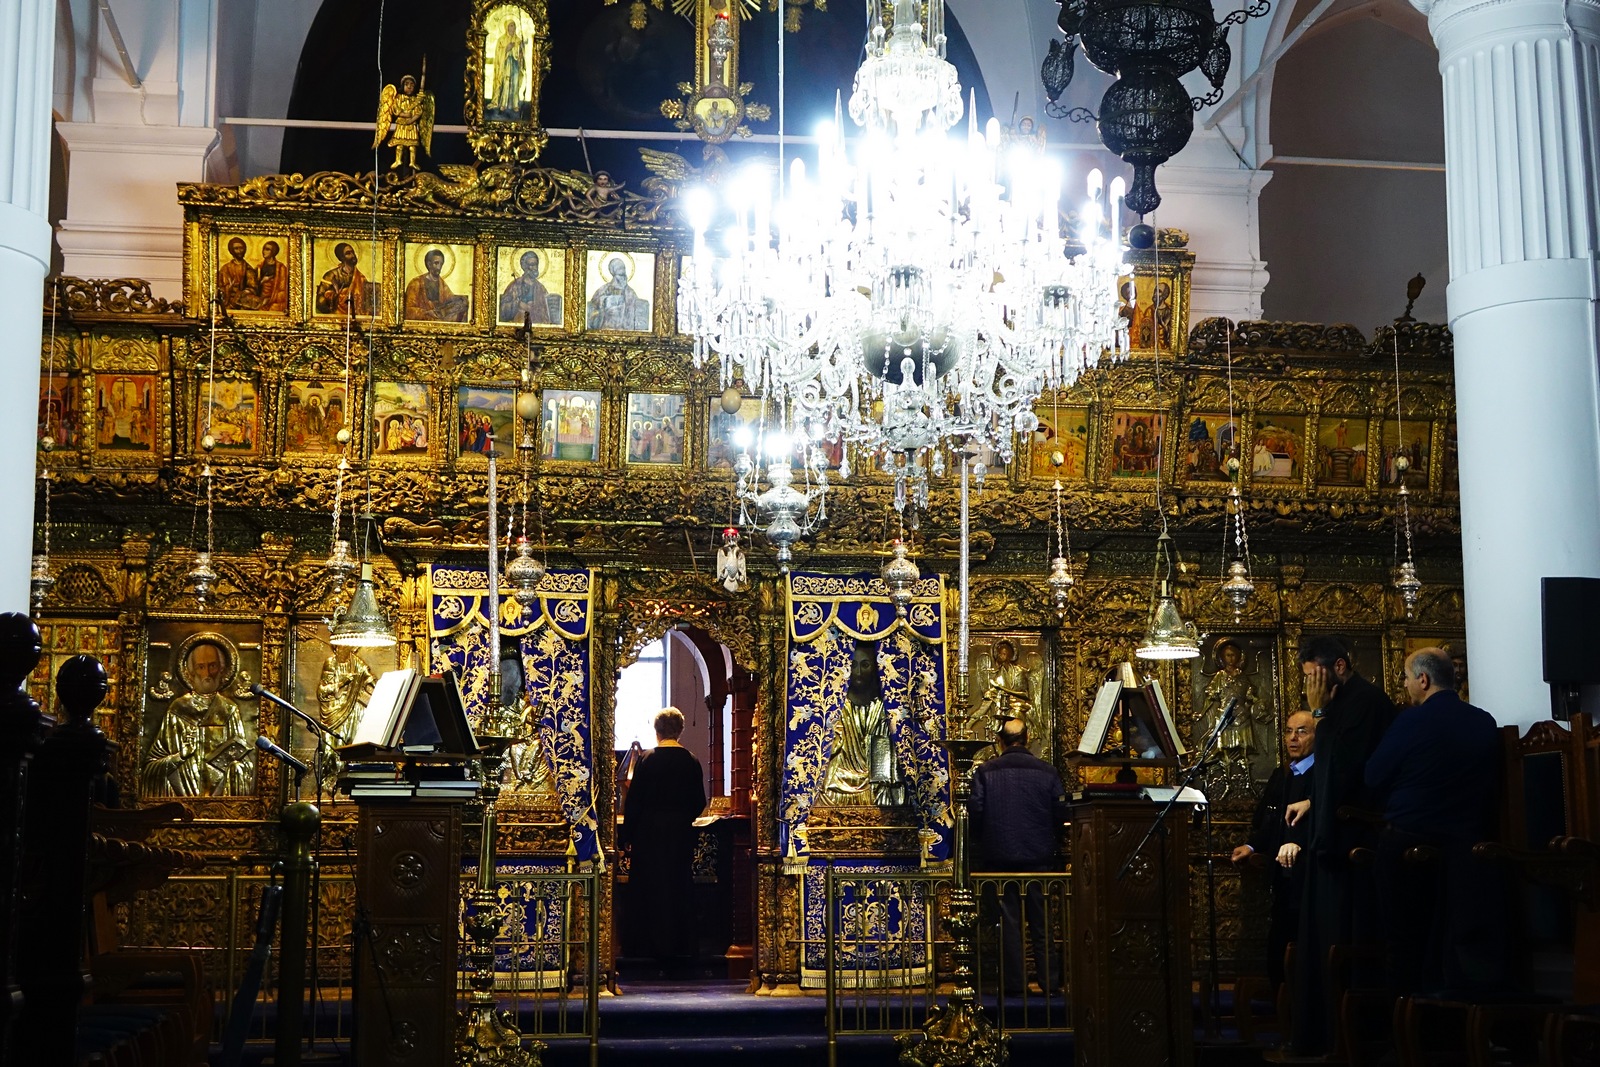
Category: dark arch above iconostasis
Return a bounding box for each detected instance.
[281,0,992,186]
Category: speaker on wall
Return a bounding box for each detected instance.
[1542,576,1600,684]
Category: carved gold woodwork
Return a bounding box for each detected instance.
[659,0,771,153]
[470,0,557,164]
[37,198,1465,992]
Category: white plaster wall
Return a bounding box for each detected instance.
[1260,14,1450,326]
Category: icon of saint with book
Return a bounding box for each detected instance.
[141,635,254,797]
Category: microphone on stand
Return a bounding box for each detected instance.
[1184,696,1239,777]
[255,735,312,778]
[251,684,333,740]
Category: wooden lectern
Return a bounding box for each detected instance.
[1068,793,1195,1067]
[343,671,480,1067]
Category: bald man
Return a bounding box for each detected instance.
[1232,711,1317,996]
[1365,647,1503,993]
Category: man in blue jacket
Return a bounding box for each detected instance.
[1365,646,1503,994]
[971,718,1067,994]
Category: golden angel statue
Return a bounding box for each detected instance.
[373,70,435,171]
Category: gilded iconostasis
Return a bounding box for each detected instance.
[28,0,1465,989]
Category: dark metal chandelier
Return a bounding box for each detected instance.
[1041,0,1270,216]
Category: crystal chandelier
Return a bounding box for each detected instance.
[679,0,1129,530]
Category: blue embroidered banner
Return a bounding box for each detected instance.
[429,565,601,862]
[800,858,934,988]
[782,572,951,868]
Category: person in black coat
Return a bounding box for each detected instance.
[1286,635,1395,1056]
[1366,646,1504,994]
[971,718,1068,993]
[621,707,706,964]
[1231,710,1317,996]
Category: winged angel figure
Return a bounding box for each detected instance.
[638,148,703,202]
[373,71,435,171]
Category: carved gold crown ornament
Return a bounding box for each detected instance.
[678,0,1130,565]
[659,0,771,154]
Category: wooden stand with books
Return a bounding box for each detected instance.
[1069,662,1186,787]
[1067,661,1196,1067]
[339,669,481,1067]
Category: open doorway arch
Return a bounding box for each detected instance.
[611,620,757,980]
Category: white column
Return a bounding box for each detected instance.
[1415,0,1600,725]
[0,1,57,612]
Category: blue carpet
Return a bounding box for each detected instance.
[211,979,1279,1065]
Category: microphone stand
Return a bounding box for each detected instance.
[259,687,337,1063]
[1115,696,1235,1065]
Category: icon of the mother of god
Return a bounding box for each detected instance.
[487,16,529,122]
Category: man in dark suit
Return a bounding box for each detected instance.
[1286,636,1395,1056]
[1232,710,1317,996]
[622,707,707,966]
[1366,646,1503,994]
[971,718,1068,994]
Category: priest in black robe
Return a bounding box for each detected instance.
[622,707,707,963]
[1287,636,1395,1056]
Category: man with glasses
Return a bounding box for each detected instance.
[1232,711,1317,999]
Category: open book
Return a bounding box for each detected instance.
[1078,671,1188,759]
[348,668,421,749]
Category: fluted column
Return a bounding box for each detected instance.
[0,3,56,613]
[1414,0,1600,724]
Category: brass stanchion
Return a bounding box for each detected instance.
[275,800,320,1067]
[898,452,1009,1067]
[455,733,541,1066]
[897,676,1009,1067]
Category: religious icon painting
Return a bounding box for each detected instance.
[38,372,82,450]
[1180,413,1240,482]
[457,385,516,457]
[1250,415,1305,484]
[1380,419,1431,489]
[969,632,1052,763]
[626,393,686,465]
[289,621,399,759]
[495,246,564,328]
[371,381,431,459]
[1316,416,1370,487]
[195,377,259,455]
[214,233,291,316]
[1030,405,1090,480]
[284,380,351,455]
[402,241,474,325]
[468,0,551,162]
[584,251,654,333]
[480,4,541,124]
[94,373,159,453]
[1108,411,1165,479]
[139,618,264,802]
[310,237,384,322]
[707,395,763,470]
[1119,274,1179,354]
[1186,634,1279,788]
[541,389,601,463]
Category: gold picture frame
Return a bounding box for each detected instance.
[467,0,552,163]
